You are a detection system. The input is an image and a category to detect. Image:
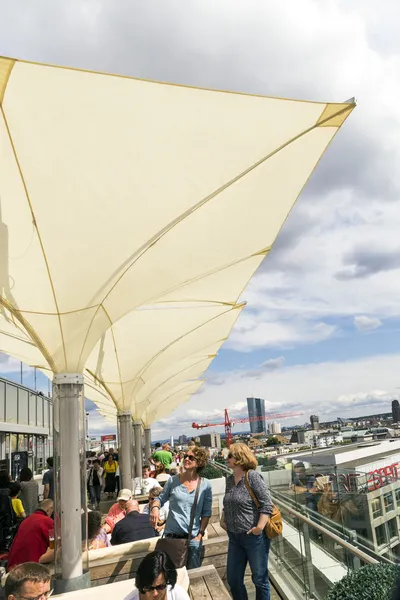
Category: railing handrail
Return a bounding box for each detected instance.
[275,495,379,565]
[210,459,381,566]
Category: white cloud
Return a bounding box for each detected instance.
[354,315,383,332]
[153,353,400,437]
[1,1,400,439]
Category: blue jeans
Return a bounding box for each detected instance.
[227,531,270,600]
[187,537,203,569]
[88,485,101,505]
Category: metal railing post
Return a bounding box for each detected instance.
[302,521,316,598]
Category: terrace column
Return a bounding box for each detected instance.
[133,421,143,480]
[144,427,152,462]
[117,411,134,490]
[53,374,89,593]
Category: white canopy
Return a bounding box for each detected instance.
[0,55,355,379]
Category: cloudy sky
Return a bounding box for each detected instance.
[1,0,400,440]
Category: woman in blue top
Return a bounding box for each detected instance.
[150,445,212,569]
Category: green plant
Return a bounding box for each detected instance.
[201,463,224,480]
[326,563,399,600]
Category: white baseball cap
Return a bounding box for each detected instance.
[117,488,132,501]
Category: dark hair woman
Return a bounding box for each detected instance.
[223,442,273,600]
[150,446,212,569]
[19,467,39,516]
[87,510,110,550]
[125,551,190,600]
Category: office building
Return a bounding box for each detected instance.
[310,415,319,430]
[0,375,53,478]
[268,422,281,435]
[178,435,188,445]
[247,397,266,434]
[392,400,400,423]
[289,439,400,559]
[199,432,221,449]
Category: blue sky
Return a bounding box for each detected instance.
[1,0,400,439]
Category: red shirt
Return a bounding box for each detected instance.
[8,510,53,570]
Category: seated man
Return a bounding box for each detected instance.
[7,500,54,570]
[134,465,162,495]
[111,499,156,545]
[5,562,51,600]
[104,488,132,533]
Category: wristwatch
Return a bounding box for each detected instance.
[198,529,205,537]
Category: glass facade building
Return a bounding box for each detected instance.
[0,376,52,477]
[247,397,266,434]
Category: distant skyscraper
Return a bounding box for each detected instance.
[247,397,266,434]
[310,415,319,431]
[392,400,400,423]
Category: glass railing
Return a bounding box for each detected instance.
[210,459,398,600]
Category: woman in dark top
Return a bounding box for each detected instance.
[223,443,273,600]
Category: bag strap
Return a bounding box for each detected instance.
[187,477,202,540]
[244,471,260,509]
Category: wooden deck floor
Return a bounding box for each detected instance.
[189,565,231,599]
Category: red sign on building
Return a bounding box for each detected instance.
[101,434,116,443]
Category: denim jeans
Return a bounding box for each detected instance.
[88,485,101,506]
[227,531,271,600]
[187,537,203,569]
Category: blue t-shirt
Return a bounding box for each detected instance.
[158,476,212,537]
[42,468,54,500]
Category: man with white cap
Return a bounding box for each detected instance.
[103,488,132,533]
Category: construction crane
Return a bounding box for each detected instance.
[192,408,302,448]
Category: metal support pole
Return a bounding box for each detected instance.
[302,521,316,598]
[117,412,133,490]
[133,422,143,480]
[53,374,89,593]
[144,427,151,462]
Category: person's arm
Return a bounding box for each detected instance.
[193,482,212,541]
[110,525,118,546]
[149,476,173,528]
[247,471,273,535]
[42,472,50,500]
[18,500,26,519]
[39,548,55,564]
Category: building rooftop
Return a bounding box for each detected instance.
[289,439,400,469]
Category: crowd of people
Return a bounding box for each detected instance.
[0,441,275,600]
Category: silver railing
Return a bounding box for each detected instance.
[210,459,393,599]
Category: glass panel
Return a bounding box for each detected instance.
[371,498,382,519]
[6,384,18,423]
[36,436,45,472]
[384,492,394,513]
[18,389,29,425]
[388,518,398,540]
[37,395,43,427]
[29,393,37,426]
[395,489,400,506]
[0,381,5,421]
[376,523,386,546]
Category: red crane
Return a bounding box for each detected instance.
[192,408,302,448]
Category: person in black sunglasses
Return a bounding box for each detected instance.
[125,551,190,599]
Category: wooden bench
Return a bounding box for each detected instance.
[86,534,228,586]
[188,565,230,599]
